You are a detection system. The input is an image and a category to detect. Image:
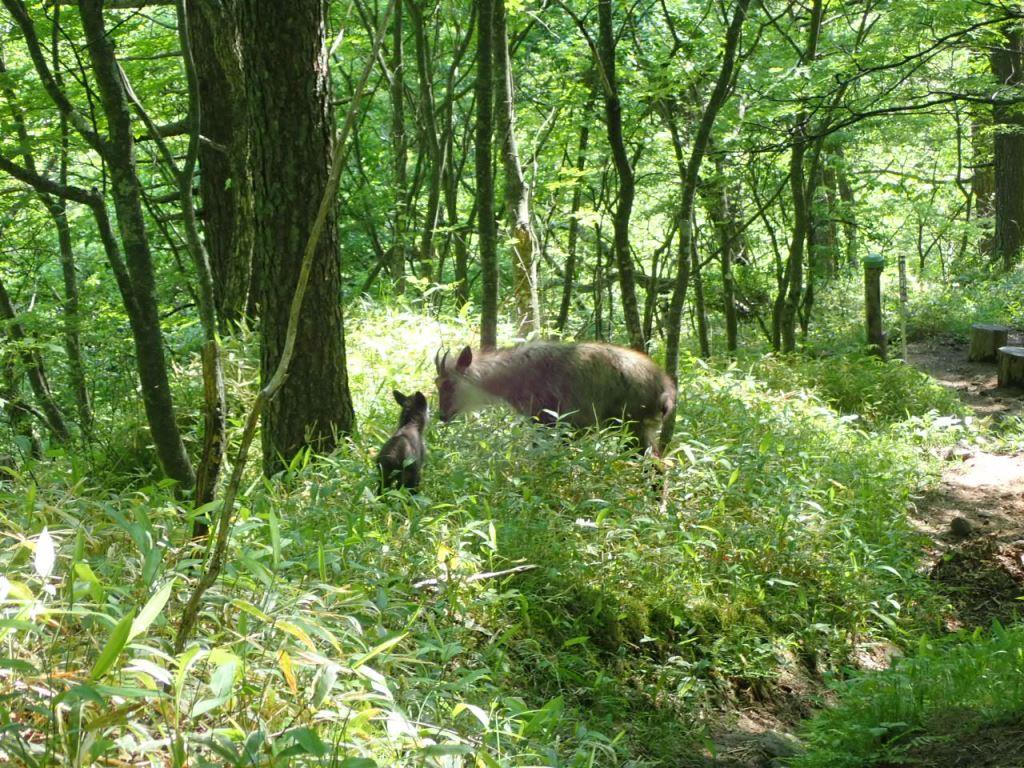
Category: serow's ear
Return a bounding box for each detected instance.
[456,346,473,372]
[413,391,428,409]
[393,390,407,406]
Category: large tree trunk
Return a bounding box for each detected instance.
[475,0,498,349]
[189,0,254,328]
[79,0,196,489]
[597,0,643,350]
[493,0,541,336]
[238,0,355,475]
[989,25,1024,271]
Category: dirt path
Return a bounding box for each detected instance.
[703,339,1024,767]
[907,336,1024,630]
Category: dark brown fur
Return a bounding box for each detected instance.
[376,390,428,492]
[435,342,676,454]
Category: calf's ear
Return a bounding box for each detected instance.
[456,346,473,372]
[393,390,407,405]
[413,391,428,409]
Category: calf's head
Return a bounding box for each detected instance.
[393,389,429,429]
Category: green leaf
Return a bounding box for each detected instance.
[351,632,407,669]
[129,579,175,641]
[269,510,281,569]
[90,611,135,681]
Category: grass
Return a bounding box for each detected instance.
[791,624,1024,768]
[0,300,985,767]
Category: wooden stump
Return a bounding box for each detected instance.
[997,346,1024,388]
[968,323,1010,362]
[864,260,887,359]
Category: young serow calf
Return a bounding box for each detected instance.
[434,343,676,455]
[376,390,429,492]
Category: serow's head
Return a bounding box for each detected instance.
[433,345,474,422]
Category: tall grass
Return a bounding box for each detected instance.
[0,302,963,766]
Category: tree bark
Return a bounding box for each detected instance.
[493,0,541,336]
[188,0,254,328]
[989,25,1024,271]
[476,0,499,349]
[238,0,356,475]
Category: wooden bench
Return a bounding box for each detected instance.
[969,323,1011,362]
[997,346,1024,388]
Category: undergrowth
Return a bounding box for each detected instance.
[791,623,1024,768]
[0,302,967,766]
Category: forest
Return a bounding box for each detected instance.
[1,0,1024,765]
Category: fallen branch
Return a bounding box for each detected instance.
[412,564,538,590]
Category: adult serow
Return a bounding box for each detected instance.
[376,390,429,492]
[434,343,676,455]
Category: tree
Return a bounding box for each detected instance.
[1,0,196,489]
[494,0,541,336]
[236,0,355,475]
[476,0,499,349]
[596,0,643,350]
[989,22,1024,271]
[189,0,255,328]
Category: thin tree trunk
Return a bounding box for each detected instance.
[700,156,741,352]
[0,277,71,443]
[557,107,592,333]
[409,0,444,281]
[659,0,751,447]
[476,0,498,349]
[0,40,92,438]
[79,0,197,488]
[493,0,540,336]
[388,0,408,286]
[2,359,42,459]
[690,225,710,358]
[776,0,823,353]
[597,0,643,350]
[835,146,858,266]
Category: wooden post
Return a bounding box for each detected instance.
[968,323,1010,362]
[997,346,1024,387]
[864,253,887,359]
